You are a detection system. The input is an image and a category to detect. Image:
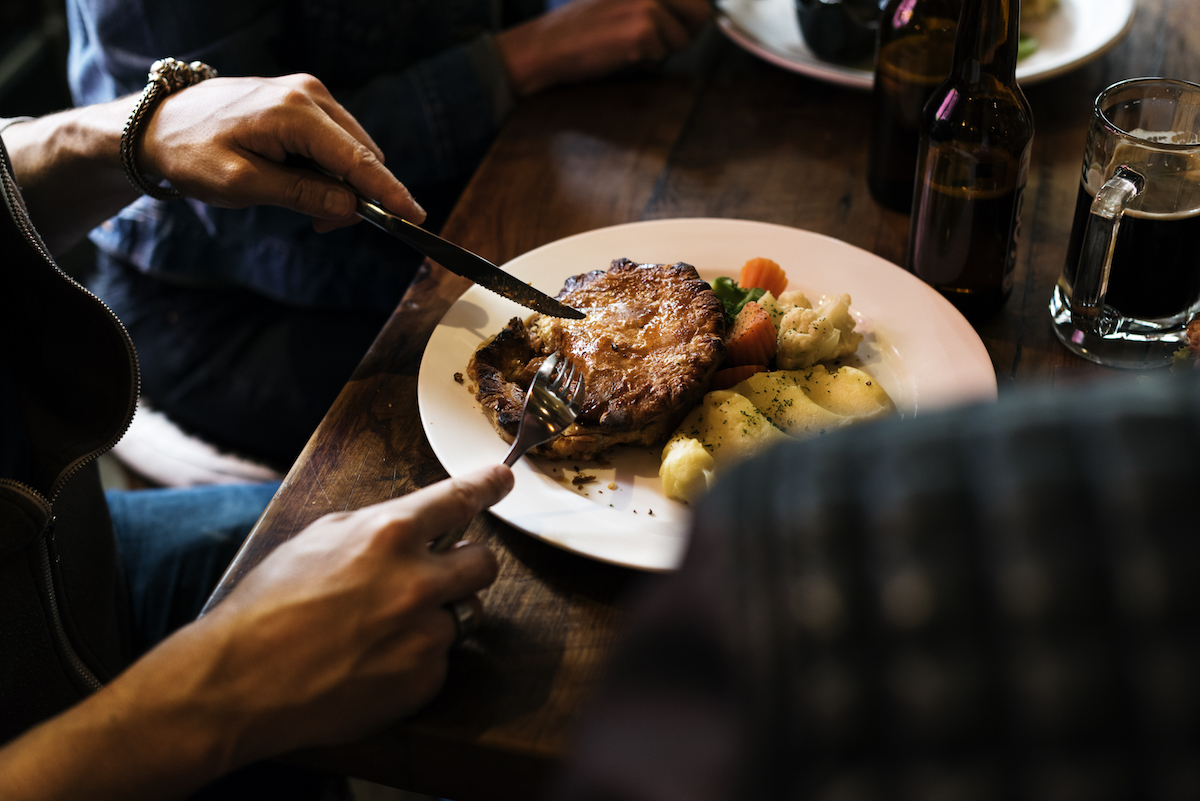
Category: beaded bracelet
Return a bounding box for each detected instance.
[119,57,218,201]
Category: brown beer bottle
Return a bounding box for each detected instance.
[867,0,963,213]
[905,0,1034,318]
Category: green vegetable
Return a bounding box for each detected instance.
[711,277,765,323]
[1018,31,1038,61]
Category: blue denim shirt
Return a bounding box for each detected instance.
[67,0,536,310]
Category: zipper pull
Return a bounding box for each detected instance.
[45,514,58,563]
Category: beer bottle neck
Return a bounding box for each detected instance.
[950,0,1020,84]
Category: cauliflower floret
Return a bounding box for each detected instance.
[758,290,813,330]
[777,289,812,309]
[756,291,788,330]
[776,293,863,370]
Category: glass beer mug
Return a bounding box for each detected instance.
[1050,78,1200,368]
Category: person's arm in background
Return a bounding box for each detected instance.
[335,0,716,179]
[495,0,714,96]
[1,73,424,256]
[0,465,510,801]
[67,0,713,208]
[61,0,713,306]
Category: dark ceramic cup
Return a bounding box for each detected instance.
[794,0,882,65]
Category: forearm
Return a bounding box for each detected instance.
[69,1,508,209]
[1,96,144,256]
[0,622,243,801]
[0,467,508,799]
[493,0,714,97]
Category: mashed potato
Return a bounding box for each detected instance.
[660,366,894,503]
[660,390,788,504]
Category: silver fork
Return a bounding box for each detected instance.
[503,352,585,467]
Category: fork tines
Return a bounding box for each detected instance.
[547,353,585,409]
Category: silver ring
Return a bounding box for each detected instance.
[445,599,479,646]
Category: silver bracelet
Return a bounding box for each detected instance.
[0,116,35,136]
[119,57,218,201]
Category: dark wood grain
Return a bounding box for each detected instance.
[206,1,1199,796]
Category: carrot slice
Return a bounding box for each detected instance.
[710,364,768,391]
[739,258,788,297]
[724,301,778,367]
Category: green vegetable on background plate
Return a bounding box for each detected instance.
[1018,31,1039,60]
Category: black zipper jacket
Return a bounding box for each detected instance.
[0,135,137,742]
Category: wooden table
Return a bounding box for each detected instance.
[205,1,1197,796]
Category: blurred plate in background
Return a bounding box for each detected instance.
[716,0,1137,90]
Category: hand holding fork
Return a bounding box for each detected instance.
[503,352,585,467]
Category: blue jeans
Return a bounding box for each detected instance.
[105,482,281,657]
[105,482,355,799]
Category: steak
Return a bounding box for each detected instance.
[468,258,725,460]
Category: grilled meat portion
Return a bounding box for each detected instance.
[468,258,725,460]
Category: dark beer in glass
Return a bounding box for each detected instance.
[1050,78,1200,367]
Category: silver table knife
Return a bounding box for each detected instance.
[355,198,584,319]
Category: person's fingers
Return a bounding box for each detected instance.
[271,113,425,224]
[372,605,461,700]
[660,0,714,32]
[428,542,500,604]
[226,75,422,222]
[278,78,428,222]
[368,466,515,552]
[199,153,361,221]
[273,73,385,162]
[380,602,461,656]
[645,2,693,53]
[145,75,424,224]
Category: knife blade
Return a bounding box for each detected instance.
[354,198,585,319]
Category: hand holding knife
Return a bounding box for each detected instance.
[286,154,583,319]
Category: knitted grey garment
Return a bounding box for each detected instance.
[551,371,1200,801]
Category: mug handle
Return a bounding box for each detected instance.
[1069,165,1146,334]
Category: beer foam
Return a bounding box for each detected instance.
[1127,128,1200,146]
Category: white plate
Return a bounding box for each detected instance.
[417,219,996,572]
[716,0,1136,91]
